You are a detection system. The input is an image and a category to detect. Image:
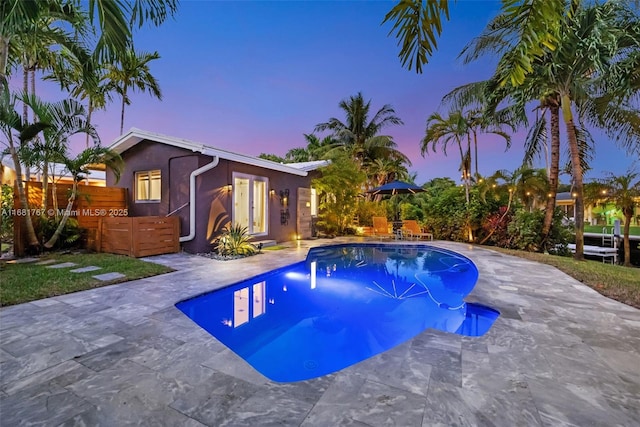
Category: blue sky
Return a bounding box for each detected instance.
[30,0,637,185]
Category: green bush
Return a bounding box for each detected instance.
[312,154,366,235]
[37,216,84,250]
[214,223,257,257]
[1,184,12,243]
[506,208,571,252]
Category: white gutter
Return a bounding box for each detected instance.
[179,154,220,242]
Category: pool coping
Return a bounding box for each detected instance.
[1,238,639,426]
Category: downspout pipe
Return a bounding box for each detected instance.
[180,154,220,242]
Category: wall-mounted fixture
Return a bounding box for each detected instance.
[279,189,289,207]
[225,184,232,192]
[269,189,276,197]
[280,209,290,225]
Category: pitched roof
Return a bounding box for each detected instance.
[109,128,310,177]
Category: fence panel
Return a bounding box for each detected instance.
[99,216,180,257]
[13,182,127,256]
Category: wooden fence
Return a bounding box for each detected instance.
[13,182,127,256]
[97,216,180,258]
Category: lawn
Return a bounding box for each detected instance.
[584,224,640,235]
[0,253,174,307]
[485,246,640,309]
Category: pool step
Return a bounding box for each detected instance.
[252,239,277,249]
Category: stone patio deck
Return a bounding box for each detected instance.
[1,239,638,426]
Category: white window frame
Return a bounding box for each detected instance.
[135,170,161,203]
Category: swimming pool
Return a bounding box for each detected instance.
[176,243,499,382]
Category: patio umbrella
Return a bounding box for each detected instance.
[367,180,426,196]
[366,180,426,221]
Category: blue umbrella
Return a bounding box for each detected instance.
[367,180,426,196]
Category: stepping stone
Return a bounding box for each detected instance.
[47,262,78,269]
[70,266,102,273]
[35,259,58,265]
[6,257,39,264]
[92,272,126,282]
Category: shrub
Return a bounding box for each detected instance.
[214,223,257,257]
[37,216,84,250]
[506,208,571,252]
[480,207,513,247]
[1,184,12,243]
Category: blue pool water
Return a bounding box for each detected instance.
[176,244,499,382]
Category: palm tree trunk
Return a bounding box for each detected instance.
[541,104,560,240]
[8,143,39,248]
[473,130,479,179]
[30,68,35,97]
[457,140,470,204]
[86,102,93,148]
[119,88,126,135]
[564,112,585,261]
[41,160,49,211]
[44,179,77,249]
[0,36,10,79]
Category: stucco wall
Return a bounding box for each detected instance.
[106,139,314,253]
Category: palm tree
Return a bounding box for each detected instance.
[1,0,179,81]
[462,1,639,260]
[315,92,404,166]
[0,82,48,249]
[46,49,115,147]
[315,93,408,191]
[598,169,640,267]
[105,47,162,134]
[383,0,565,85]
[421,110,471,203]
[283,133,336,162]
[22,95,99,211]
[44,145,122,248]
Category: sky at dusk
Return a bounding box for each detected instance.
[21,0,638,185]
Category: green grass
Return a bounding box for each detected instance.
[0,253,174,307]
[484,246,640,309]
[584,224,640,235]
[1,242,9,252]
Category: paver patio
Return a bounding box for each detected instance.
[0,239,638,426]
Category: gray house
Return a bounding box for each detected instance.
[107,128,327,253]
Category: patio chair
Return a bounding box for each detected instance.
[372,216,397,240]
[402,220,433,241]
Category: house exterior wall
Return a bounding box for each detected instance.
[106,139,315,253]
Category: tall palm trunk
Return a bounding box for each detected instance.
[457,138,470,204]
[44,178,77,248]
[8,141,39,248]
[86,102,93,148]
[119,86,127,135]
[0,36,10,79]
[473,130,479,178]
[564,107,585,261]
[541,103,560,240]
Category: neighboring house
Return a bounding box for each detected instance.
[556,192,640,226]
[107,128,329,254]
[1,158,106,186]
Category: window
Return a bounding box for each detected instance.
[232,173,268,235]
[136,170,161,202]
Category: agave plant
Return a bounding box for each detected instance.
[215,223,257,257]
